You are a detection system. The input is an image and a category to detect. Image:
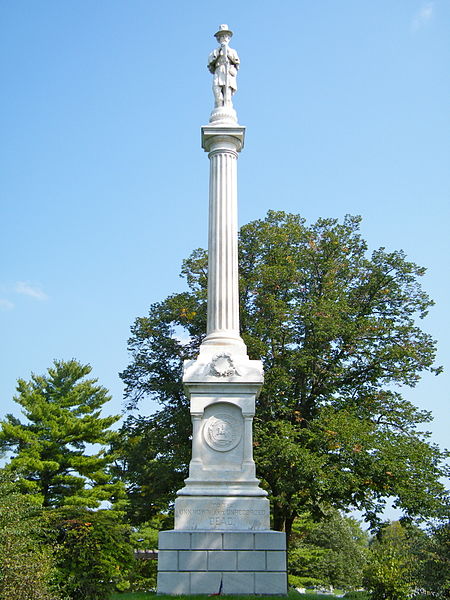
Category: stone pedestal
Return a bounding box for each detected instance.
[157,343,287,594]
[177,351,266,498]
[158,530,287,595]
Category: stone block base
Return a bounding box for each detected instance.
[157,530,287,595]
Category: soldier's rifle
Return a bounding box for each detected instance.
[221,39,230,106]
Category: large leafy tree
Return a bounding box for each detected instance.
[364,520,450,600]
[111,412,190,525]
[0,359,123,508]
[118,211,449,532]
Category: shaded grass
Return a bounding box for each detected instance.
[111,592,341,600]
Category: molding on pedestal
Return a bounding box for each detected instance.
[183,351,264,386]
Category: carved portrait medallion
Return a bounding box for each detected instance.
[204,412,242,452]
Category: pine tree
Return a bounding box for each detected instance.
[0,359,123,508]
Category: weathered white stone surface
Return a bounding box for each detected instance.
[201,125,246,352]
[176,393,267,501]
[158,530,288,595]
[183,349,263,383]
[255,572,288,595]
[159,529,286,550]
[174,496,270,530]
[191,571,223,594]
[222,572,255,595]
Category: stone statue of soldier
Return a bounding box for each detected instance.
[208,24,240,109]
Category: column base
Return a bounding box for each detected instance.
[200,332,247,354]
[209,106,238,125]
[157,530,287,595]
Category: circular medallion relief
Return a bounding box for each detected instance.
[203,412,242,452]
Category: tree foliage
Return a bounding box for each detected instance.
[49,507,134,600]
[119,211,449,531]
[111,412,190,525]
[128,516,167,591]
[0,360,123,508]
[412,520,450,598]
[289,510,369,590]
[364,521,416,600]
[0,474,61,600]
[288,513,329,589]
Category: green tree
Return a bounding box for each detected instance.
[49,507,134,600]
[364,521,415,600]
[111,413,189,525]
[289,510,369,590]
[288,512,330,589]
[413,521,450,598]
[0,473,61,600]
[128,515,168,591]
[119,211,449,532]
[0,360,123,509]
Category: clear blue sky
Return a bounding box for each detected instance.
[1,1,449,467]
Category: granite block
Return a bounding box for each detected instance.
[223,571,255,594]
[159,530,191,550]
[223,531,255,550]
[255,571,287,595]
[267,550,287,571]
[254,531,286,550]
[237,550,266,571]
[179,550,207,571]
[157,550,178,571]
[157,571,190,595]
[190,571,222,594]
[208,550,237,571]
[191,532,223,550]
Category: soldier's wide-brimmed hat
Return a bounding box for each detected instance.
[214,24,233,39]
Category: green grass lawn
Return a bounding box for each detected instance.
[111,591,342,600]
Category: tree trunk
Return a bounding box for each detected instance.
[285,512,296,544]
[272,501,286,532]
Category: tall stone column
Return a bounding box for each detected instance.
[202,127,245,351]
[157,25,287,596]
[177,126,265,501]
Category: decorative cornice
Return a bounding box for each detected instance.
[201,125,245,153]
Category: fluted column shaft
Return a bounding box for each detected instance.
[207,147,239,336]
[201,127,245,350]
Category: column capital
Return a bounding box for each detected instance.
[201,125,246,153]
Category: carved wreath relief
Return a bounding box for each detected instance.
[209,353,237,377]
[204,412,242,452]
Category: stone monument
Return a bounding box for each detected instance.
[157,25,287,595]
